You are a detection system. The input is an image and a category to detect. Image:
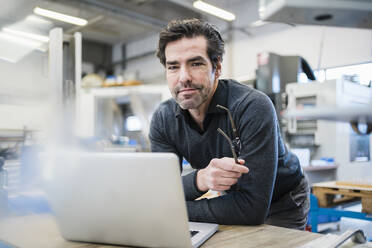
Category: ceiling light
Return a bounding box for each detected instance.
[193,1,236,22]
[33,7,88,26]
[3,28,49,42]
[0,32,43,48]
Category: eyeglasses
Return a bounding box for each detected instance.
[216,105,241,164]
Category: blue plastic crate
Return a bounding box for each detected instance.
[307,213,340,225]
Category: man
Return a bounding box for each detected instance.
[149,19,309,229]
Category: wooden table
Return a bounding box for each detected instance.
[0,214,323,248]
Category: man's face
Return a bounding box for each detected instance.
[164,36,220,110]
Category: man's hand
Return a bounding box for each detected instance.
[196,157,249,192]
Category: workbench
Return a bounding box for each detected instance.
[0,214,323,248]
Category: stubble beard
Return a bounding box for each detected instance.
[173,82,211,110]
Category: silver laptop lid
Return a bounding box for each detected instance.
[45,151,192,248]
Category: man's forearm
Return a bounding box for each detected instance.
[186,190,270,225]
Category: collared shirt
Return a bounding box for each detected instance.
[149,79,303,225]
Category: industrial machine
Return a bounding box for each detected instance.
[285,79,372,183]
[255,52,315,135]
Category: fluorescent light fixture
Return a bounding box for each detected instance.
[193,0,236,21]
[33,7,88,26]
[3,28,49,42]
[0,32,43,48]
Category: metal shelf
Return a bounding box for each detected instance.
[303,164,339,172]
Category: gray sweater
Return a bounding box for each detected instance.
[149,79,303,225]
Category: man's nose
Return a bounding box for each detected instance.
[179,66,192,84]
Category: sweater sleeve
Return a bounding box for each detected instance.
[186,92,278,225]
[149,108,205,200]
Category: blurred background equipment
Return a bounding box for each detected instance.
[78,85,171,152]
[285,79,372,184]
[252,52,316,134]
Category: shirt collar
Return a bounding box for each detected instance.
[174,79,228,118]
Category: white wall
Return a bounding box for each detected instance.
[124,34,165,84]
[0,51,48,95]
[0,51,50,131]
[230,25,372,80]
[125,55,165,84]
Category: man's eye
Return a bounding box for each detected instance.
[167,65,178,70]
[191,62,203,67]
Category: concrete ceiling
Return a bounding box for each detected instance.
[0,0,257,45]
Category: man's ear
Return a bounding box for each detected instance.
[214,57,222,79]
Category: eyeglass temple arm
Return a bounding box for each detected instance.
[217,128,239,164]
[216,105,239,139]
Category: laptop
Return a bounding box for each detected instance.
[44,151,218,248]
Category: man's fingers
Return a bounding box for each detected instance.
[236,164,249,173]
[213,185,231,191]
[221,171,242,179]
[205,158,249,192]
[214,158,248,173]
[212,177,241,191]
[218,177,238,186]
[216,162,249,174]
[229,163,249,173]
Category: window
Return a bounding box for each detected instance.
[325,62,372,86]
[126,116,142,131]
[299,62,372,86]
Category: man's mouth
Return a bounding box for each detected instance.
[177,88,198,94]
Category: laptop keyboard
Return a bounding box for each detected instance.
[190,230,199,237]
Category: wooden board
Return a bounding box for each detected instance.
[362,198,372,214]
[312,181,372,213]
[336,181,372,189]
[313,181,372,192]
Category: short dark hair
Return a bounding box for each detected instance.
[156,18,225,70]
